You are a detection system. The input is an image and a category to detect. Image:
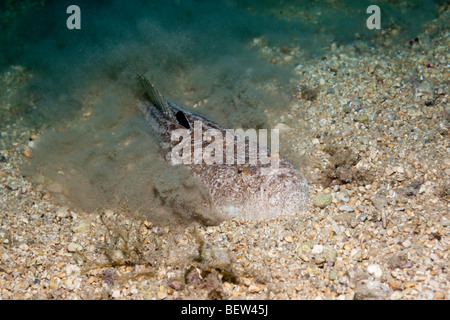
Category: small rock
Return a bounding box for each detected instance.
[354,284,386,300]
[372,195,387,210]
[338,205,354,212]
[248,284,263,293]
[418,181,434,195]
[390,291,403,300]
[354,113,369,122]
[6,181,20,191]
[335,191,350,203]
[203,246,232,270]
[72,219,91,234]
[23,148,33,158]
[56,207,70,219]
[385,167,395,175]
[157,287,167,300]
[395,166,404,174]
[434,291,445,300]
[404,281,417,288]
[402,239,412,248]
[314,255,326,265]
[168,280,184,291]
[351,250,363,262]
[417,81,434,97]
[299,254,309,262]
[318,118,327,127]
[418,290,434,300]
[112,250,125,263]
[49,279,59,291]
[357,212,368,222]
[67,242,83,252]
[338,276,348,285]
[312,245,324,254]
[321,245,337,264]
[367,264,383,279]
[112,290,121,298]
[284,235,293,243]
[329,270,338,281]
[312,194,332,208]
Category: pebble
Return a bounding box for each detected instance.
[71,219,91,234]
[329,269,338,280]
[312,194,332,208]
[67,242,83,252]
[248,284,263,293]
[49,279,59,291]
[433,291,445,300]
[367,264,383,279]
[320,246,337,264]
[402,239,412,248]
[157,287,167,300]
[312,245,324,254]
[23,148,32,158]
[441,219,450,227]
[354,113,369,122]
[338,276,348,285]
[56,206,70,219]
[335,191,350,203]
[390,291,403,300]
[338,205,354,212]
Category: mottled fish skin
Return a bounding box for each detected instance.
[137,74,308,222]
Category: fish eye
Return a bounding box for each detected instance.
[176,111,190,129]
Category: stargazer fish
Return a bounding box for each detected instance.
[137,73,308,223]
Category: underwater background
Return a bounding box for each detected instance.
[0,0,446,221]
[0,0,440,127]
[0,0,449,301]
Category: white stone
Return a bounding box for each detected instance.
[312,245,324,254]
[367,264,383,279]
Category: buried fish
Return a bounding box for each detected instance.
[137,74,308,224]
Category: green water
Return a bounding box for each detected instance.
[0,0,440,127]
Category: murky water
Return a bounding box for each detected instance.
[0,0,441,224]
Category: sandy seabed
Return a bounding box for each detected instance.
[0,9,449,300]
